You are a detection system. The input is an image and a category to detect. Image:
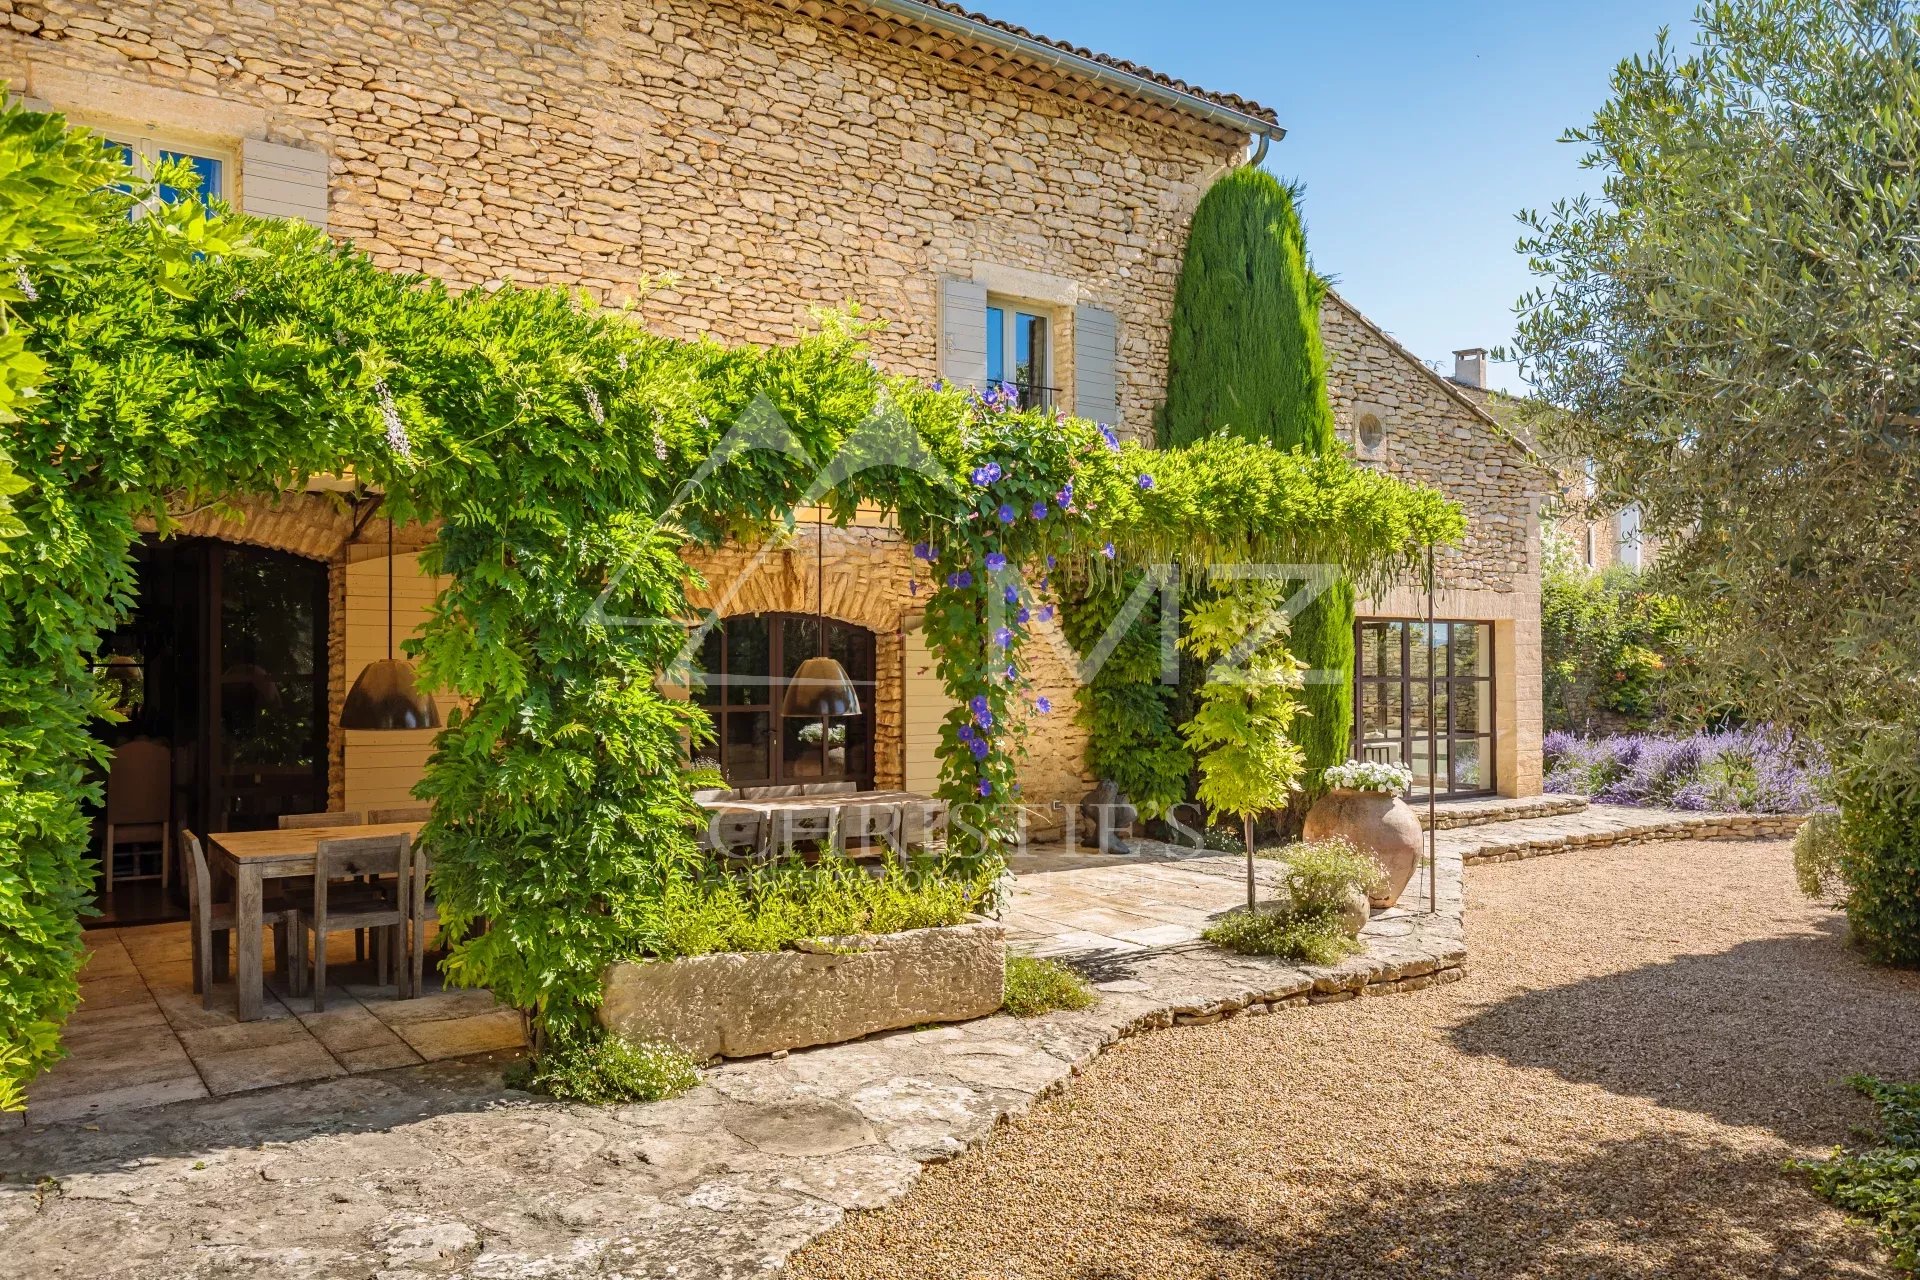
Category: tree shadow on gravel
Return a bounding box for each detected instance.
[1451,919,1920,1146]
[1126,1132,1886,1280]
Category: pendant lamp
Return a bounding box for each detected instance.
[780,506,860,719]
[340,514,440,731]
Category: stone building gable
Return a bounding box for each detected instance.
[1321,291,1554,595]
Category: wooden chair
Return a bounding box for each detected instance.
[769,805,834,856]
[299,833,411,1011]
[701,810,769,864]
[367,805,431,824]
[835,803,904,862]
[180,830,300,1011]
[102,739,173,892]
[902,800,950,851]
[278,811,365,829]
[405,837,439,999]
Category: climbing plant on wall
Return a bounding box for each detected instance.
[0,103,1464,1097]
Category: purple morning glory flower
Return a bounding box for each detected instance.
[1004,585,1020,604]
[970,465,994,487]
[1102,541,1116,559]
[993,627,1013,647]
[977,778,993,798]
[956,569,973,588]
[913,541,932,560]
[1137,474,1155,491]
[909,581,919,596]
[997,503,1016,524]
[932,378,945,392]
[1046,555,1057,569]
[985,551,1007,572]
[1056,483,1073,507]
[1005,664,1018,680]
[969,694,990,716]
[1031,501,1048,520]
[1039,604,1055,622]
[957,722,975,742]
[968,738,989,761]
[1016,607,1031,624]
[1036,696,1052,714]
[1098,424,1119,451]
[975,708,994,730]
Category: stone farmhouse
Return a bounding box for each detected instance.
[3,0,1551,903]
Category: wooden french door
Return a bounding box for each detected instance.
[694,613,878,789]
[97,538,331,842]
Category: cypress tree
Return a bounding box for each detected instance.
[1159,167,1354,797]
[1158,167,1335,452]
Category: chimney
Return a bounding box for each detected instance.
[1452,347,1488,389]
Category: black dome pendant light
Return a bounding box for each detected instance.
[780,504,861,721]
[340,509,441,732]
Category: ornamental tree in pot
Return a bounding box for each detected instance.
[1303,760,1422,908]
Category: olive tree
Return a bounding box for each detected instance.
[1512,0,1920,962]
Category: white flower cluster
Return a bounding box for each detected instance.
[375,378,412,461]
[1322,759,1414,794]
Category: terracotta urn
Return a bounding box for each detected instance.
[1302,787,1423,909]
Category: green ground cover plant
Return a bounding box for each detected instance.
[632,855,994,959]
[1795,1076,1920,1277]
[509,1030,702,1105]
[1002,955,1095,1017]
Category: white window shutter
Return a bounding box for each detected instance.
[1073,304,1120,429]
[939,277,988,392]
[241,138,330,230]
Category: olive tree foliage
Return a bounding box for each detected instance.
[1512,0,1920,960]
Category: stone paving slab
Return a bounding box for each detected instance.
[0,842,1464,1279]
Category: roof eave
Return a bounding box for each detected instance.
[791,0,1285,144]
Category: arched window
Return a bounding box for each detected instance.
[694,614,878,789]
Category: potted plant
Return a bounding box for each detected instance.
[1303,760,1422,908]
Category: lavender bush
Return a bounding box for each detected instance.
[1543,728,1827,814]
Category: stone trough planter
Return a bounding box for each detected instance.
[596,917,1006,1060]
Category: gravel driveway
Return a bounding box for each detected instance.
[787,837,1920,1279]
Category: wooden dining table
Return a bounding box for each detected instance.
[209,820,425,1021]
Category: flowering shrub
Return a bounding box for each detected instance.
[1322,759,1414,795]
[1543,729,1826,813]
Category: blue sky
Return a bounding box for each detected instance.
[980,0,1703,393]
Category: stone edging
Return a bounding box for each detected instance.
[1417,794,1590,830]
[1456,810,1808,866]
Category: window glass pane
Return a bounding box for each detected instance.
[1453,679,1491,735]
[159,150,222,205]
[1452,623,1490,678]
[725,711,771,783]
[1015,312,1047,390]
[726,616,769,705]
[1452,738,1486,790]
[986,307,1005,385]
[781,714,828,780]
[826,620,874,684]
[692,627,722,706]
[781,615,819,677]
[1428,623,1451,682]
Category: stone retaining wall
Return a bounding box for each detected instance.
[1417,794,1590,830]
[1459,812,1808,866]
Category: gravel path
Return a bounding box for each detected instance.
[788,838,1920,1279]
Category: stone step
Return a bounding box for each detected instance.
[1414,793,1589,830]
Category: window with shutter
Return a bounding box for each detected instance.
[939,277,988,392]
[240,138,330,231]
[1073,304,1120,429]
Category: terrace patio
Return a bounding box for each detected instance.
[14,835,1382,1127]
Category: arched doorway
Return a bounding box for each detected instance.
[91,537,331,921]
[693,613,879,789]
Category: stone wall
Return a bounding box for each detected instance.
[683,522,1091,827]
[1,0,1243,440]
